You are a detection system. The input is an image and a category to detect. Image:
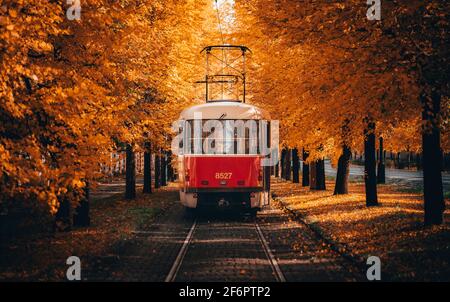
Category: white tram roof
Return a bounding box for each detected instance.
[179,101,270,120]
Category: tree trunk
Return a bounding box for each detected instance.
[73,182,90,227]
[310,159,326,190]
[411,152,415,167]
[161,150,167,186]
[264,165,271,192]
[364,120,378,206]
[154,153,161,189]
[443,153,450,171]
[302,148,310,187]
[284,148,291,181]
[54,195,71,232]
[408,151,412,168]
[317,158,326,190]
[275,159,279,177]
[334,145,351,195]
[377,137,386,184]
[422,91,444,225]
[280,148,286,179]
[143,142,152,194]
[292,148,300,183]
[167,151,174,182]
[416,153,422,170]
[125,144,136,199]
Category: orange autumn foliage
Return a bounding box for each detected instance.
[233,0,449,161]
[0,0,218,216]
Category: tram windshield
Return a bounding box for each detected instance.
[184,119,269,155]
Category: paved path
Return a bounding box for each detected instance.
[85,181,361,282]
[90,176,144,201]
[323,160,450,191]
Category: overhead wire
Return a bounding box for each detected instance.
[214,0,227,99]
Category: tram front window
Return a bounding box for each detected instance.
[187,120,260,155]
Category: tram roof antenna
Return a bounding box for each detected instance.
[197,44,251,103]
[200,45,251,54]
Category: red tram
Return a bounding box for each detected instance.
[177,101,271,215]
[175,45,273,215]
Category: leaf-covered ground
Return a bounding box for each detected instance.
[0,184,177,281]
[2,177,449,281]
[271,177,450,281]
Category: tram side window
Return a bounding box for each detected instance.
[186,120,204,154]
[187,120,200,154]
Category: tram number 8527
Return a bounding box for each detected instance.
[215,172,232,180]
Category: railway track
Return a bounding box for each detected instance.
[165,217,286,282]
[86,179,358,282]
[85,202,358,281]
[165,221,198,282]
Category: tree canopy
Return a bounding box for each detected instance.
[0,0,448,224]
